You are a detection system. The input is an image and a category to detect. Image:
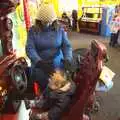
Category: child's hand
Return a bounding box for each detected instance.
[36,60,54,74]
[60,82,71,92]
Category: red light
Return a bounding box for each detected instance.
[34,82,40,96]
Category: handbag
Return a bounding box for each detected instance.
[99,66,115,89]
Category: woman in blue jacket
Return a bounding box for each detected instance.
[25,3,73,90]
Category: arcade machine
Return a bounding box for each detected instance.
[78,6,102,35]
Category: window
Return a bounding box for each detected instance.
[58,0,78,13]
[86,0,99,1]
[0,40,3,57]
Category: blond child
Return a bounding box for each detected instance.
[25,70,76,120]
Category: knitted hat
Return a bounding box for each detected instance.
[36,3,57,23]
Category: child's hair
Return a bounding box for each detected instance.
[50,70,68,89]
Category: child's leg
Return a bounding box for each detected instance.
[24,99,36,109]
[47,95,71,120]
[24,96,46,109]
[47,82,76,120]
[29,110,48,120]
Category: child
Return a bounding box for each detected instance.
[25,70,76,120]
[109,5,120,47]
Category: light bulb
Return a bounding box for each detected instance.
[0,86,2,91]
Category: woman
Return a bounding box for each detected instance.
[25,3,73,90]
[109,4,120,47]
[61,12,71,28]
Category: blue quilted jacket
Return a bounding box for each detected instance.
[26,26,73,69]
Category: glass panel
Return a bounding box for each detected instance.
[58,0,78,13]
[0,40,3,57]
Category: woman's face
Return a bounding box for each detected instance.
[41,21,54,29]
[36,19,52,29]
[41,21,49,26]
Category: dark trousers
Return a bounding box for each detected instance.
[72,20,77,31]
[109,31,119,47]
[31,68,49,90]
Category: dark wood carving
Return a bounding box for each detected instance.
[0,0,20,112]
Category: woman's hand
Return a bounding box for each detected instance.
[62,59,74,72]
[36,60,54,74]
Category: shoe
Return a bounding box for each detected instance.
[29,111,40,120]
[24,98,31,110]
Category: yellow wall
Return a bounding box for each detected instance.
[50,0,120,17]
[51,0,59,16]
[78,0,82,17]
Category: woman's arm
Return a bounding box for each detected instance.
[61,29,73,61]
[25,27,42,65]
